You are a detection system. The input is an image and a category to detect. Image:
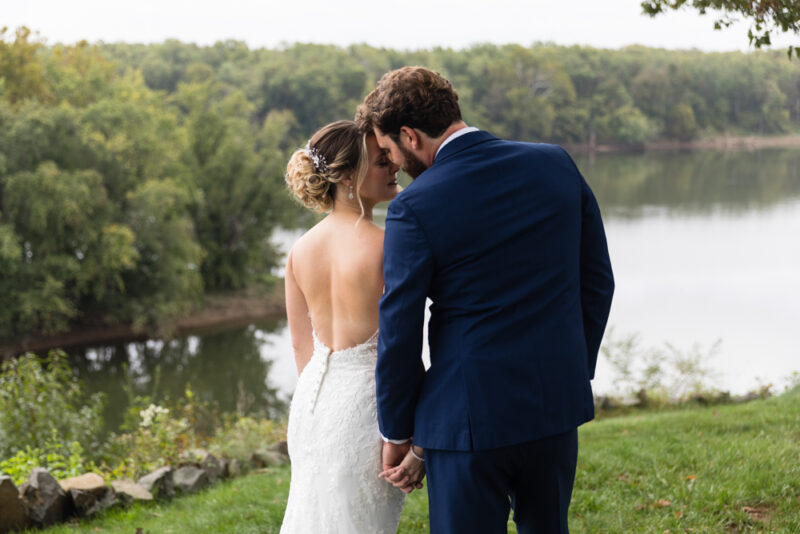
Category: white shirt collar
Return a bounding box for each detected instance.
[435,126,479,159]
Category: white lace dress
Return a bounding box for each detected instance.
[280,330,405,534]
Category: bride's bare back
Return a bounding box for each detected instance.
[283,121,400,374]
[286,213,385,372]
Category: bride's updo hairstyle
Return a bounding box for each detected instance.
[286,120,367,213]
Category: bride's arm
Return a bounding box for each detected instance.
[285,249,313,375]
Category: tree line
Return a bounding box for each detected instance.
[2,26,800,341]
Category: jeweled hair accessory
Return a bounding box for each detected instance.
[306,142,329,174]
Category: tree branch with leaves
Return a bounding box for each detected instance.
[641,0,800,57]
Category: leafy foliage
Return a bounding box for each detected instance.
[0,351,106,461]
[0,30,295,341]
[0,441,94,486]
[208,416,287,462]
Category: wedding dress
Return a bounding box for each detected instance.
[280,329,405,533]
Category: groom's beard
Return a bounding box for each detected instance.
[399,144,429,179]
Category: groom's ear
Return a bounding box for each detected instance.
[399,126,421,150]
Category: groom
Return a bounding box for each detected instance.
[357,67,614,534]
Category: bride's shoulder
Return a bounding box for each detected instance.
[356,220,386,250]
[289,222,326,261]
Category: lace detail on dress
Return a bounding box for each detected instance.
[280,330,404,533]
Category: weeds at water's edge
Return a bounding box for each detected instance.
[593,328,799,419]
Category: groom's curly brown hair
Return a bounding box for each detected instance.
[356,67,462,139]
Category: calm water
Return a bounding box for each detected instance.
[66,148,800,426]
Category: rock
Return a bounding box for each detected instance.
[19,468,68,527]
[268,441,290,463]
[67,487,116,518]
[226,458,247,478]
[172,466,208,494]
[201,454,222,484]
[595,395,619,411]
[218,458,230,479]
[251,449,287,468]
[0,476,27,533]
[59,473,113,519]
[273,440,289,457]
[177,450,220,482]
[137,467,174,500]
[111,480,153,504]
[59,473,107,494]
[185,448,210,462]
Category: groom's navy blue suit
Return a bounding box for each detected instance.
[377,130,614,533]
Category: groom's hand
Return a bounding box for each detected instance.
[380,445,425,493]
[381,441,410,472]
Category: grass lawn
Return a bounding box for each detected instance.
[33,388,799,533]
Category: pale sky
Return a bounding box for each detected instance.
[2,0,797,52]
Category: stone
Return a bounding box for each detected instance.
[111,480,153,504]
[67,487,116,518]
[218,458,230,479]
[251,449,287,468]
[226,458,247,478]
[0,476,27,533]
[172,466,208,494]
[185,448,210,462]
[272,440,289,457]
[201,454,222,484]
[19,468,68,527]
[595,395,619,411]
[59,473,106,494]
[137,467,174,500]
[267,441,290,464]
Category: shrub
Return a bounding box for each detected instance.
[108,402,191,479]
[0,351,106,461]
[207,416,287,461]
[0,440,95,485]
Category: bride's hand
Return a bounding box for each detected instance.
[379,445,425,493]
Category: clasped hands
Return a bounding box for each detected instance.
[379,441,425,493]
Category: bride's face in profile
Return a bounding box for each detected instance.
[358,134,401,204]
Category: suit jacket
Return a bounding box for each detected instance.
[377,130,614,451]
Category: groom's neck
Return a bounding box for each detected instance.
[427,121,469,165]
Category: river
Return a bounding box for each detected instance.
[66,147,800,427]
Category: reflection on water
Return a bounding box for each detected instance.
[67,321,288,431]
[575,148,800,216]
[63,148,800,427]
[578,148,800,395]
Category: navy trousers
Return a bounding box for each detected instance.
[425,428,579,534]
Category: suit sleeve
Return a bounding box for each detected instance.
[578,173,615,379]
[376,196,432,441]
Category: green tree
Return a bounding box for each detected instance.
[0,26,51,104]
[123,179,204,331]
[667,102,699,140]
[177,81,287,290]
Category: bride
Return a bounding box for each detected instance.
[280,120,422,533]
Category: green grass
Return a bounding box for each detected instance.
[34,389,800,533]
